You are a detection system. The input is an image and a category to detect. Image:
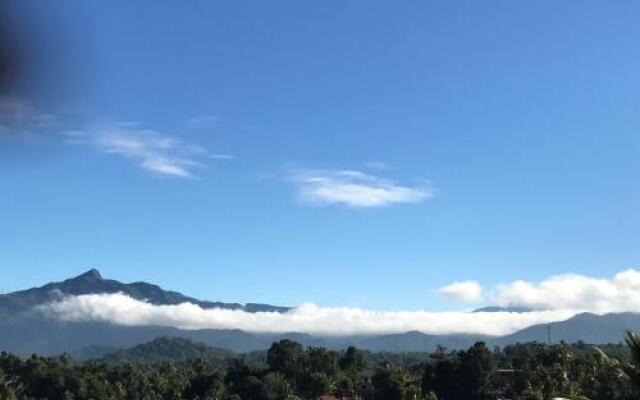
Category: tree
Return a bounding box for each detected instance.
[236,376,269,400]
[267,340,305,383]
[184,370,225,399]
[264,372,294,400]
[526,343,589,400]
[334,373,354,399]
[0,371,18,400]
[431,356,460,400]
[373,366,419,400]
[1,337,636,400]
[299,371,331,399]
[339,346,364,376]
[457,342,494,400]
[598,330,640,398]
[307,347,338,376]
[423,391,438,400]
[616,330,640,390]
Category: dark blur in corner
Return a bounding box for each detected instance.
[0,1,90,135]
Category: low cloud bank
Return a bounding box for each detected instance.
[40,293,578,337]
[38,269,640,336]
[438,269,640,314]
[493,269,640,312]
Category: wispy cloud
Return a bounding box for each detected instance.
[210,154,235,160]
[287,169,433,207]
[0,100,232,175]
[67,126,223,178]
[438,281,484,303]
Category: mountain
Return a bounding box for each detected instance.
[337,331,485,353]
[495,312,640,346]
[0,269,289,316]
[71,345,120,362]
[473,306,533,313]
[1,270,640,355]
[0,317,486,355]
[100,336,233,364]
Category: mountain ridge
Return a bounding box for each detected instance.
[1,271,640,355]
[0,268,290,315]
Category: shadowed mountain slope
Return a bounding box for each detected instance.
[0,269,289,315]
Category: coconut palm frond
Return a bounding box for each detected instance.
[598,330,640,391]
[625,330,640,366]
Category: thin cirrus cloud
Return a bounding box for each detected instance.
[288,169,434,208]
[67,126,232,178]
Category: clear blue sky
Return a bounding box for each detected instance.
[1,0,638,310]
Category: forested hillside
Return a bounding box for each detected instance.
[1,335,640,400]
[100,337,233,365]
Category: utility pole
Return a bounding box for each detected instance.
[547,324,552,345]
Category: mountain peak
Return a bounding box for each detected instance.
[1,269,288,319]
[73,268,103,281]
[473,306,533,313]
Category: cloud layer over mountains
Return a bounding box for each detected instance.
[439,269,640,313]
[37,269,640,337]
[40,293,577,337]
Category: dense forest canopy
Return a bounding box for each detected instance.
[1,334,640,400]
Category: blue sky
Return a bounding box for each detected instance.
[1,0,639,311]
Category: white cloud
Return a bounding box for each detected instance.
[288,169,433,207]
[39,293,576,336]
[38,269,640,336]
[210,154,235,160]
[67,126,224,178]
[436,269,640,314]
[438,281,484,303]
[491,269,640,313]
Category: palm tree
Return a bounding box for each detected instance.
[597,330,640,392]
[615,331,640,388]
[0,373,18,400]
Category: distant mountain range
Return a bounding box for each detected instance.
[0,270,637,355]
[472,306,534,313]
[0,269,288,317]
[97,336,233,364]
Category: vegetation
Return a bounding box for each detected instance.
[597,330,640,396]
[100,337,233,365]
[1,335,639,399]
